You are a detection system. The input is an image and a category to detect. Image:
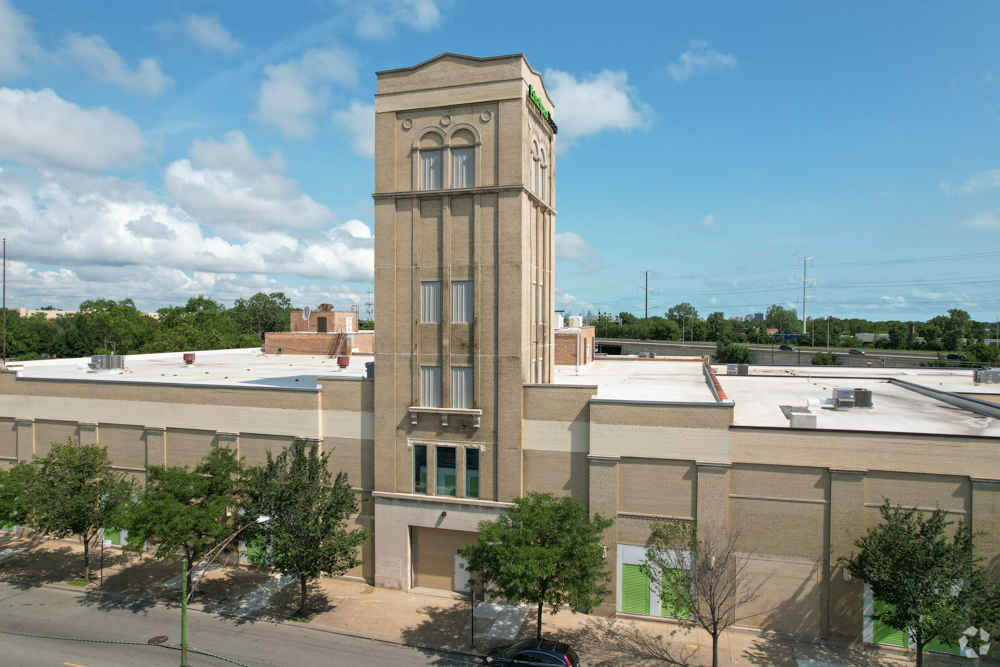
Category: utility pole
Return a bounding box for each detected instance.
[794,255,815,335]
[364,290,373,321]
[638,270,655,320]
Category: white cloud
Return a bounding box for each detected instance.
[555,231,597,261]
[555,287,594,312]
[959,209,1000,230]
[184,15,242,55]
[64,33,173,96]
[164,130,334,234]
[0,87,148,169]
[667,40,737,83]
[339,0,442,39]
[694,214,716,229]
[0,163,375,285]
[0,0,39,78]
[544,68,654,146]
[952,169,1000,195]
[332,100,376,158]
[254,46,358,138]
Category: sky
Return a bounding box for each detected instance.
[1,1,998,323]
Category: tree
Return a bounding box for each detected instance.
[666,303,699,328]
[123,447,243,591]
[714,341,753,364]
[461,493,613,640]
[811,351,842,366]
[765,305,800,334]
[840,500,999,667]
[15,441,135,582]
[75,298,157,354]
[0,462,34,531]
[243,439,367,616]
[644,521,767,667]
[229,292,292,341]
[705,312,731,341]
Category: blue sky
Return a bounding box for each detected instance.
[1,1,998,322]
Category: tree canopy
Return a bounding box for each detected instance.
[242,439,367,616]
[461,493,613,640]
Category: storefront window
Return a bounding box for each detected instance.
[414,444,428,494]
[465,448,479,499]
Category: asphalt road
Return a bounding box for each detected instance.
[0,583,479,667]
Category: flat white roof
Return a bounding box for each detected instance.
[554,359,717,403]
[715,365,1000,437]
[8,348,371,389]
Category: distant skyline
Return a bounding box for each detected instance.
[1,1,998,321]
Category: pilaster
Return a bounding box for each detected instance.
[828,468,868,645]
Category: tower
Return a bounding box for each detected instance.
[371,53,556,589]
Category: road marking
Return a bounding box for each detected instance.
[64,663,87,667]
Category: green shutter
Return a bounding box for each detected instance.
[925,636,961,655]
[622,564,650,615]
[103,528,122,545]
[660,568,691,619]
[873,599,908,647]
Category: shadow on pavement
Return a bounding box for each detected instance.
[217,574,334,625]
[0,538,119,590]
[552,617,699,667]
[78,554,178,614]
[398,600,493,665]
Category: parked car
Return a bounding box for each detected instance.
[779,344,795,351]
[485,639,581,666]
[849,349,865,355]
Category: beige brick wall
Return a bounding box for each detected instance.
[591,401,733,430]
[239,433,296,468]
[618,458,695,519]
[524,450,588,504]
[98,423,147,471]
[523,385,596,422]
[264,331,373,355]
[0,417,14,461]
[326,436,375,490]
[32,419,77,458]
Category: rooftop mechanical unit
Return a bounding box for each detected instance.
[975,369,1000,384]
[833,387,873,409]
[88,354,125,372]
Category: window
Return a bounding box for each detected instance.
[436,446,456,496]
[465,448,479,499]
[540,164,547,201]
[451,281,473,323]
[452,147,474,188]
[451,366,473,409]
[413,444,428,494]
[420,149,442,190]
[531,282,537,324]
[345,316,352,332]
[530,156,537,192]
[420,281,441,323]
[420,366,441,407]
[316,316,327,332]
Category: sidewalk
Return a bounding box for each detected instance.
[0,532,984,666]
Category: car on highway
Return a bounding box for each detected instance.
[946,353,964,360]
[779,344,795,351]
[849,349,865,355]
[484,639,581,666]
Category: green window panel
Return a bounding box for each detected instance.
[661,568,691,619]
[622,564,650,615]
[873,599,908,647]
[103,528,122,545]
[925,636,961,655]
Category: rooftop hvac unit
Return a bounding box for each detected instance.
[738,364,749,376]
[854,388,873,409]
[833,388,855,409]
[975,369,1000,384]
[568,316,583,328]
[727,364,739,375]
[88,354,125,372]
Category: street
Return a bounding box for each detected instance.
[0,583,478,667]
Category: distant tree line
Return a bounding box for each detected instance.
[595,303,999,363]
[2,292,297,361]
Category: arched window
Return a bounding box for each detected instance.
[530,140,539,194]
[411,123,481,191]
[538,147,548,202]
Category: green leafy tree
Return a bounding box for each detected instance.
[0,462,34,531]
[705,312,731,341]
[840,500,999,667]
[144,296,259,353]
[765,305,801,334]
[461,493,613,640]
[229,292,292,341]
[887,322,912,350]
[358,320,374,331]
[15,441,135,582]
[811,351,842,365]
[714,341,753,364]
[75,298,157,354]
[243,439,367,616]
[666,303,699,330]
[964,342,1000,366]
[123,447,243,591]
[644,521,767,667]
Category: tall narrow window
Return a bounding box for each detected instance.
[420,366,441,407]
[413,444,428,494]
[436,446,456,497]
[420,149,442,190]
[451,147,474,188]
[420,281,441,323]
[531,282,537,324]
[540,164,547,201]
[451,280,473,323]
[451,366,473,409]
[530,156,537,192]
[465,448,480,499]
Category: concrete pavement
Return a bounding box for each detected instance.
[0,532,985,666]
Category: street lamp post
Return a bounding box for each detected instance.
[179,515,270,666]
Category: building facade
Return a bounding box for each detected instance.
[2,54,1000,655]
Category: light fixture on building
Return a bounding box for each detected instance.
[842,568,851,582]
[441,511,447,518]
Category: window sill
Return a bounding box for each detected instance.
[408,406,482,428]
